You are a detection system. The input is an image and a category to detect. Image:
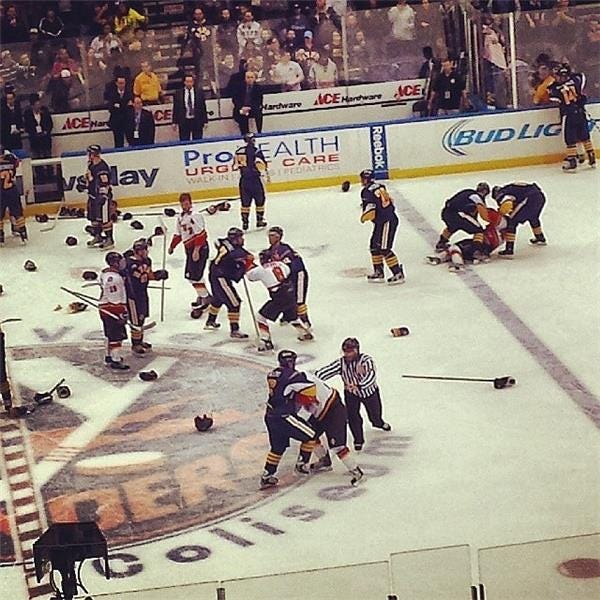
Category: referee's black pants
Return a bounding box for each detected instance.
[344,388,385,446]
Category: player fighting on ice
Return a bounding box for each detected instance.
[168,192,212,318]
[246,250,313,352]
[359,169,405,284]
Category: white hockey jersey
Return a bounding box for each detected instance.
[246,260,290,291]
[99,269,126,306]
[171,210,207,250]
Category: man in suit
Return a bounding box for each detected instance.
[172,74,208,141]
[23,93,54,181]
[125,95,155,146]
[104,73,133,148]
[0,89,23,150]
[231,70,264,136]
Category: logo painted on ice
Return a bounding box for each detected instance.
[442,119,562,156]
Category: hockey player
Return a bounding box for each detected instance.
[283,360,364,485]
[492,182,547,258]
[548,63,596,171]
[204,227,253,338]
[260,350,318,489]
[99,252,130,370]
[124,238,169,354]
[168,192,212,317]
[360,169,405,284]
[264,226,311,329]
[84,145,116,249]
[427,208,506,271]
[234,133,269,230]
[315,337,390,452]
[435,182,491,253]
[246,250,313,351]
[0,149,27,245]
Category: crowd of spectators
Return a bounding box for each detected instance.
[0,0,598,154]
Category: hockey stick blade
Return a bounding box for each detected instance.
[0,318,23,325]
[493,376,516,389]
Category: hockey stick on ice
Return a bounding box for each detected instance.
[158,217,168,323]
[402,374,516,389]
[60,287,156,331]
[40,198,67,232]
[242,277,262,347]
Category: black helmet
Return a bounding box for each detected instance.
[86,144,101,155]
[556,62,571,77]
[227,226,244,244]
[342,337,360,353]
[491,185,502,201]
[268,226,283,238]
[243,133,255,144]
[133,238,148,252]
[359,169,374,183]
[277,349,297,369]
[105,251,124,267]
[476,182,490,197]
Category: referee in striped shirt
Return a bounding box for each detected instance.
[314,337,391,451]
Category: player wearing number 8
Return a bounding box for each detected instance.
[360,170,405,284]
[246,251,313,351]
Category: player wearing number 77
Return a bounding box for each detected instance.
[360,169,405,284]
[246,250,313,352]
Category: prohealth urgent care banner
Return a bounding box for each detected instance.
[61,127,372,205]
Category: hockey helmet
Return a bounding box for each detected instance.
[556,62,571,78]
[2,149,17,162]
[277,349,297,369]
[194,414,214,432]
[342,337,360,353]
[243,133,256,144]
[86,144,101,156]
[341,180,351,192]
[105,251,124,269]
[227,226,244,244]
[476,182,490,197]
[359,169,374,184]
[133,238,149,253]
[23,260,37,272]
[65,236,78,246]
[268,226,283,239]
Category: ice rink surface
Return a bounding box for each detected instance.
[0,163,599,599]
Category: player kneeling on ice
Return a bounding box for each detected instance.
[427,208,506,271]
[204,227,254,338]
[99,252,130,370]
[124,238,168,355]
[246,250,313,352]
[168,193,212,317]
[492,182,547,258]
[359,169,405,284]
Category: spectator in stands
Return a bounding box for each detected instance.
[114,1,147,44]
[90,2,111,37]
[248,55,267,85]
[300,30,318,55]
[105,73,133,148]
[324,30,344,73]
[172,73,208,141]
[415,0,443,48]
[237,10,262,57]
[182,7,212,81]
[281,29,299,55]
[288,3,310,42]
[89,22,123,72]
[310,0,341,49]
[532,62,555,105]
[0,89,23,150]
[51,47,80,78]
[439,0,464,64]
[308,52,338,89]
[0,51,19,92]
[127,27,156,62]
[345,11,361,43]
[126,95,155,146]
[47,68,85,112]
[28,28,50,76]
[39,8,65,45]
[1,4,28,44]
[271,49,304,92]
[428,56,466,115]
[216,7,238,55]
[550,0,577,45]
[231,69,264,135]
[481,18,508,108]
[388,0,416,57]
[358,0,390,55]
[241,39,261,62]
[348,30,372,79]
[23,93,53,162]
[133,61,163,104]
[263,36,282,72]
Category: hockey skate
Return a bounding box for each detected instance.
[529,235,547,246]
[87,235,103,248]
[376,422,392,431]
[366,271,384,283]
[260,474,278,489]
[588,151,596,168]
[562,158,577,172]
[0,231,4,246]
[294,461,310,476]
[256,219,268,228]
[297,331,314,342]
[448,263,464,272]
[204,319,221,330]
[387,267,405,285]
[230,330,249,340]
[141,341,152,350]
[426,255,442,265]
[99,236,115,250]
[435,239,449,252]
[310,454,333,473]
[498,249,514,259]
[131,344,146,355]
[106,358,130,370]
[350,466,364,486]
[257,339,274,352]
[472,250,490,265]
